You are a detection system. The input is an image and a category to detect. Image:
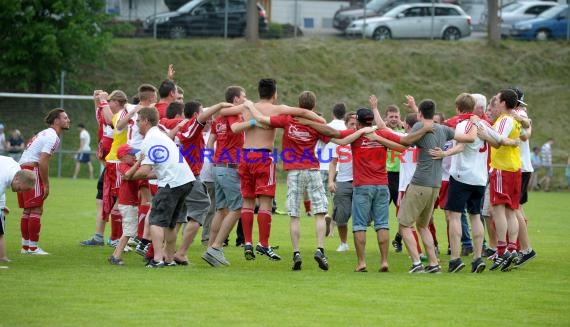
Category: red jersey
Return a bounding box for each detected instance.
[176,116,205,175]
[155,102,169,119]
[339,129,401,187]
[270,115,331,171]
[118,163,140,206]
[212,115,244,164]
[159,117,183,130]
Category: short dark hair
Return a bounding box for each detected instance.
[499,89,518,110]
[258,78,276,100]
[418,99,436,119]
[138,107,158,126]
[166,102,184,119]
[405,112,418,128]
[45,108,65,125]
[332,103,346,119]
[298,91,316,110]
[184,101,202,118]
[158,79,176,99]
[225,86,245,103]
[77,123,85,129]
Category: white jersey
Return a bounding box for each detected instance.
[332,144,353,182]
[140,126,194,188]
[19,128,60,164]
[398,146,417,191]
[316,119,346,171]
[514,108,533,172]
[123,104,144,150]
[441,140,454,182]
[450,120,488,186]
[79,129,91,152]
[0,156,20,200]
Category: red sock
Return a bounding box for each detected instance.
[497,241,507,256]
[110,212,123,240]
[20,212,30,250]
[507,241,518,253]
[412,228,422,254]
[257,209,272,248]
[145,243,154,260]
[241,208,254,244]
[28,213,42,247]
[137,204,149,239]
[428,221,438,247]
[303,200,311,213]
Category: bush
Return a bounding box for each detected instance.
[104,20,141,37]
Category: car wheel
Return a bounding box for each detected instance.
[442,27,461,40]
[169,25,187,39]
[373,27,391,41]
[535,29,550,41]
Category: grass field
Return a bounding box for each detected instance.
[1,178,569,326]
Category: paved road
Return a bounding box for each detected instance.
[301,27,487,41]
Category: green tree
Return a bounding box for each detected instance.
[0,0,111,93]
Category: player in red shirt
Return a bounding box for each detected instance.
[155,79,179,119]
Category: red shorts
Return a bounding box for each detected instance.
[238,152,276,199]
[17,165,44,209]
[97,136,113,161]
[490,169,521,210]
[433,180,449,210]
[102,162,122,218]
[149,183,158,196]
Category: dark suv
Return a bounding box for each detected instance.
[144,0,268,38]
[333,0,459,32]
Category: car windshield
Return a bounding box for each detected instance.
[537,5,566,19]
[178,0,204,12]
[366,0,389,11]
[383,6,405,17]
[501,2,523,13]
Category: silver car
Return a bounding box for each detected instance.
[347,3,472,40]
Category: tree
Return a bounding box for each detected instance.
[245,0,259,42]
[488,0,500,45]
[0,0,111,93]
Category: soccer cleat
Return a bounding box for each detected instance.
[425,265,442,273]
[336,243,349,252]
[448,258,466,273]
[107,239,119,248]
[164,261,177,267]
[500,251,518,272]
[490,251,516,271]
[292,253,302,271]
[471,257,486,273]
[255,244,281,261]
[108,256,124,266]
[484,248,496,258]
[135,243,148,257]
[28,248,49,255]
[145,260,165,268]
[408,263,425,273]
[80,238,104,246]
[513,249,536,269]
[314,250,329,271]
[127,237,138,246]
[392,239,403,253]
[244,244,256,260]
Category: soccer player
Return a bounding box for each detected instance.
[72,123,93,179]
[18,108,70,254]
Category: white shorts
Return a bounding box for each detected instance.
[118,204,138,237]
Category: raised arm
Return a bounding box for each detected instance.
[96,91,113,125]
[399,122,433,146]
[403,95,419,113]
[197,102,233,124]
[295,117,340,138]
[117,104,141,131]
[369,95,387,130]
[220,104,245,117]
[169,118,189,140]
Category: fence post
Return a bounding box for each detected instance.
[57,70,65,178]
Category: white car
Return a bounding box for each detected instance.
[347,3,472,40]
[498,1,558,36]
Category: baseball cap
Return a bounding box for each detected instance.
[117,144,139,159]
[356,108,374,124]
[510,87,527,107]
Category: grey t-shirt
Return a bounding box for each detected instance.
[410,122,455,187]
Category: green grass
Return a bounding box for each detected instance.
[1,178,569,326]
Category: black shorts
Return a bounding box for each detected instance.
[444,176,485,214]
[0,212,5,236]
[387,172,399,206]
[520,171,531,205]
[149,181,193,229]
[76,152,91,163]
[96,168,105,200]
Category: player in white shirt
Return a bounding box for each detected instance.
[72,123,94,179]
[0,156,36,262]
[18,109,70,255]
[133,107,194,268]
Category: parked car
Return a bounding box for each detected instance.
[498,1,559,36]
[143,0,268,38]
[510,4,569,40]
[333,0,458,33]
[346,3,472,40]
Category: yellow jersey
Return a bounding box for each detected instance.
[490,114,521,172]
[105,110,128,162]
